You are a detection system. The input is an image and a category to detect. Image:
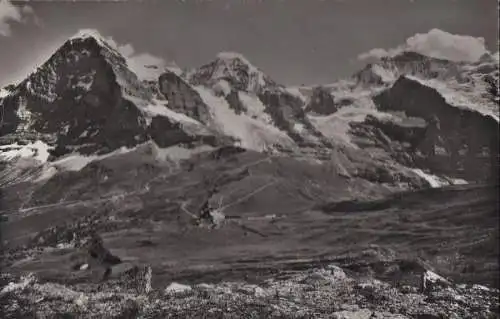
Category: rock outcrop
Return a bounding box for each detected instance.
[1,264,497,318]
[373,76,499,182]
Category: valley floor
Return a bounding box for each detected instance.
[1,181,498,318]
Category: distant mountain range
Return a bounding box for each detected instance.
[0,29,498,190]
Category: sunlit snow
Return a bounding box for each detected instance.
[406,75,499,122]
[194,86,295,152]
[0,141,52,163]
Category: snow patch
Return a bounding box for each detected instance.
[294,123,306,134]
[0,141,52,163]
[74,72,95,91]
[308,99,385,147]
[371,64,397,83]
[49,145,135,172]
[217,51,253,65]
[165,61,183,76]
[194,86,295,151]
[123,94,203,127]
[0,87,11,98]
[212,51,267,92]
[165,282,192,294]
[0,273,36,296]
[51,154,99,171]
[405,75,499,122]
[213,79,232,96]
[145,100,201,125]
[285,87,307,103]
[450,178,468,185]
[411,169,456,188]
[70,29,110,47]
[32,144,152,181]
[154,145,214,162]
[424,270,450,284]
[493,51,499,63]
[472,284,490,291]
[237,91,273,124]
[14,95,35,132]
[34,166,58,182]
[79,264,89,271]
[71,28,167,83]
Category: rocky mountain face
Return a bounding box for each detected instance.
[354,51,464,86]
[1,33,497,188]
[313,50,499,185]
[0,31,498,318]
[1,35,149,156]
[373,76,498,182]
[0,31,220,160]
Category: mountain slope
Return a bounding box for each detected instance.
[0,30,220,163]
[303,50,499,185]
[1,34,497,190]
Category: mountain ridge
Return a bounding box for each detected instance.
[0,30,498,188]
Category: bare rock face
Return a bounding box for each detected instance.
[354,64,387,86]
[381,51,464,80]
[188,52,277,93]
[224,90,247,114]
[147,115,219,148]
[373,76,499,182]
[0,35,231,161]
[349,114,429,168]
[0,36,150,156]
[354,51,464,87]
[305,86,338,115]
[258,88,329,147]
[158,71,212,124]
[179,52,331,150]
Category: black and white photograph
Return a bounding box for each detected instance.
[0,0,498,317]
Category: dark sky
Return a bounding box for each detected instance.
[0,0,498,87]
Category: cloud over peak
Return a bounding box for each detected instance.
[0,0,39,36]
[72,28,168,81]
[358,28,490,63]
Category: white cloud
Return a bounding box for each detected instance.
[117,45,167,81]
[358,48,395,60]
[73,29,167,81]
[0,0,38,36]
[358,28,490,63]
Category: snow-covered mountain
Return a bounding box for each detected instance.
[0,30,219,159]
[300,50,499,184]
[0,30,498,189]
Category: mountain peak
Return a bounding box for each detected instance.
[216,51,253,64]
[189,51,276,92]
[68,29,124,58]
[70,29,109,45]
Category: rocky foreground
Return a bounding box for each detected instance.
[1,261,498,319]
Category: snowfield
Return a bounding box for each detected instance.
[0,141,52,163]
[406,75,499,122]
[411,168,468,188]
[194,85,295,152]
